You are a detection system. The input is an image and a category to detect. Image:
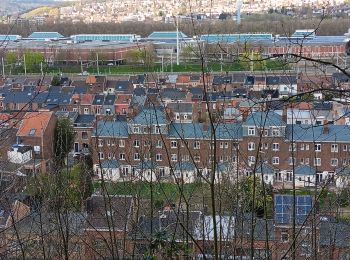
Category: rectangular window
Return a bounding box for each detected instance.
[84,107,89,114]
[248,156,255,163]
[305,158,310,165]
[248,127,255,136]
[288,157,296,165]
[182,154,190,161]
[305,144,310,150]
[133,126,140,133]
[156,154,162,161]
[144,140,151,147]
[248,142,255,151]
[315,144,321,152]
[119,139,125,147]
[289,143,296,151]
[171,154,177,162]
[300,143,305,150]
[224,142,229,149]
[272,157,279,165]
[122,167,129,176]
[107,139,111,146]
[171,140,178,148]
[82,131,88,140]
[156,140,162,148]
[194,141,200,149]
[331,144,338,153]
[264,143,269,150]
[343,145,348,152]
[134,153,140,161]
[194,155,200,163]
[331,158,338,167]
[134,140,140,148]
[220,142,224,148]
[272,128,280,136]
[155,126,161,134]
[281,231,289,242]
[272,143,280,151]
[119,153,125,160]
[314,158,321,166]
[98,139,103,147]
[98,152,104,160]
[159,168,165,177]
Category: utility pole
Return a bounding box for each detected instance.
[1,57,4,78]
[161,56,164,72]
[23,54,27,76]
[176,15,180,66]
[170,52,173,72]
[96,52,100,75]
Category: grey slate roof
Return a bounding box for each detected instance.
[4,91,48,104]
[101,159,120,169]
[132,108,167,125]
[167,102,193,113]
[294,165,316,175]
[287,124,350,142]
[74,114,95,126]
[168,122,242,140]
[319,221,350,247]
[92,94,104,105]
[103,94,116,105]
[243,111,286,127]
[94,121,128,137]
[46,92,72,105]
[136,160,158,170]
[160,88,187,100]
[174,161,196,171]
[256,163,275,174]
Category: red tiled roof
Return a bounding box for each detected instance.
[17,111,53,137]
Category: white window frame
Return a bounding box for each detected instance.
[156,154,162,161]
[331,144,338,153]
[134,153,140,161]
[171,154,177,162]
[272,157,280,165]
[248,142,256,151]
[134,140,140,148]
[248,127,255,136]
[194,141,200,149]
[119,139,125,147]
[272,143,280,151]
[315,144,321,152]
[171,140,178,148]
[314,158,321,166]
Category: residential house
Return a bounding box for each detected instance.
[84,194,135,259]
[15,110,57,172]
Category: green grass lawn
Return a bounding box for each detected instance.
[5,60,289,75]
[94,181,208,204]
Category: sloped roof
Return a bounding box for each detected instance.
[86,194,133,231]
[287,124,350,142]
[174,161,196,171]
[255,163,275,174]
[169,123,242,140]
[132,108,167,125]
[294,165,316,175]
[136,160,158,170]
[17,111,54,137]
[243,111,286,127]
[94,121,128,137]
[100,160,120,169]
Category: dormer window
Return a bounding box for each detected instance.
[133,126,140,133]
[248,127,255,136]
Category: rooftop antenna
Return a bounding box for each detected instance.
[236,0,243,25]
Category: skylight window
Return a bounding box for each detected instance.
[29,128,36,136]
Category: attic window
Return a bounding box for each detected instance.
[29,128,36,136]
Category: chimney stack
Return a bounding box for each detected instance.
[323,120,329,134]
